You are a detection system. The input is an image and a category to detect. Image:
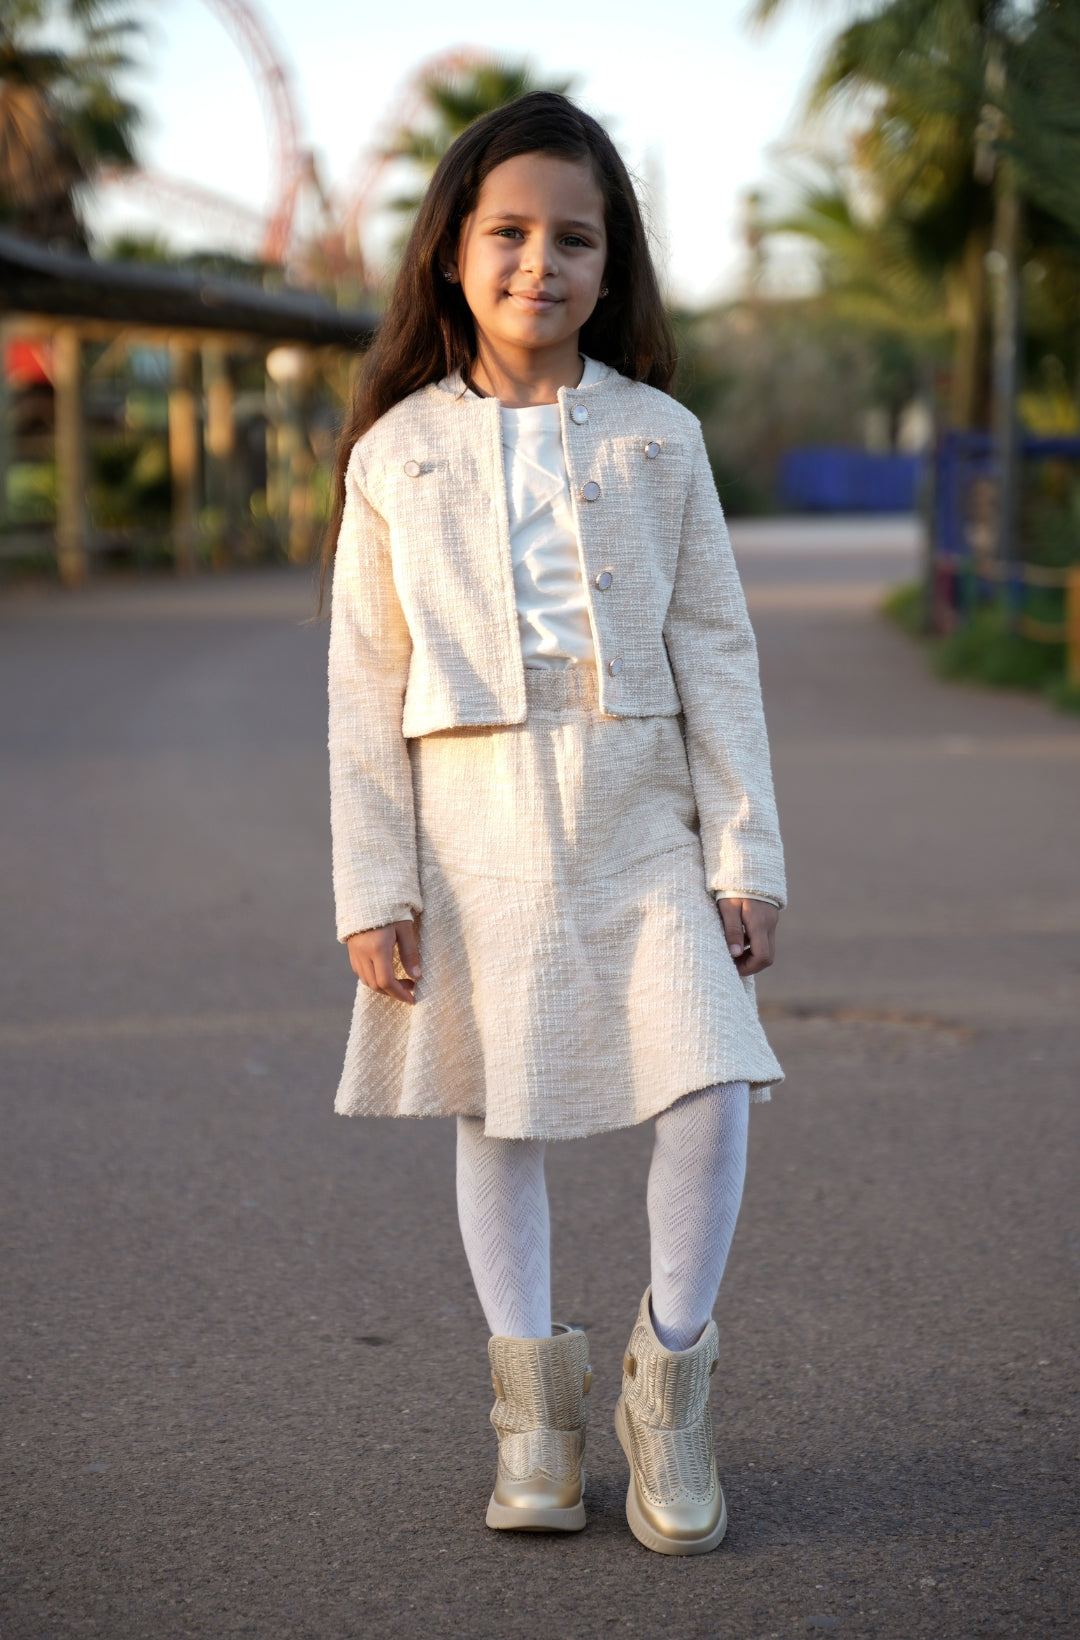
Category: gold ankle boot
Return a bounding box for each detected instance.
[485,1323,591,1532]
[614,1288,727,1555]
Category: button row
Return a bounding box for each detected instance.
[406,441,662,480]
[405,438,662,479]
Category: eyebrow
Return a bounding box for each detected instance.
[477,213,604,234]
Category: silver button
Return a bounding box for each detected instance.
[403,459,422,478]
[644,441,661,459]
[581,480,601,502]
[570,404,589,424]
[595,569,613,590]
[608,656,623,676]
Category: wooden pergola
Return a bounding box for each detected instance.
[0,228,378,583]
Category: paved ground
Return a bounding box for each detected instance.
[1,519,1077,1640]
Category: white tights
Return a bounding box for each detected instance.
[455,1081,750,1351]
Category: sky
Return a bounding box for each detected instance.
[89,0,837,306]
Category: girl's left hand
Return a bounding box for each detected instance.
[717,897,779,976]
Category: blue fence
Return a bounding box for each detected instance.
[779,446,926,513]
[934,430,1080,560]
[931,430,1080,640]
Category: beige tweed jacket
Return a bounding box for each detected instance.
[328,363,786,941]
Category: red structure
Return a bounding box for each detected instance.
[99,0,308,265]
[97,15,486,278]
[198,0,307,263]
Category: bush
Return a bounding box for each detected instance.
[1046,677,1080,715]
[6,462,57,523]
[882,584,1073,708]
[934,605,1064,689]
[880,581,926,634]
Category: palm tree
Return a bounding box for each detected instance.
[750,0,1080,426]
[385,59,576,224]
[0,0,139,247]
[1003,0,1080,242]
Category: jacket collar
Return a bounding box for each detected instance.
[434,355,617,402]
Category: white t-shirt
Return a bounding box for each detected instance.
[497,356,605,670]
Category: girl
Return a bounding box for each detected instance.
[325,92,785,1556]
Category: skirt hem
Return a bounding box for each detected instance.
[334,1068,780,1142]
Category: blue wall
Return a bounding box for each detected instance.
[779,447,925,513]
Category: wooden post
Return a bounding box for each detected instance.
[202,342,235,566]
[0,316,11,531]
[286,382,315,564]
[991,173,1022,581]
[168,340,199,574]
[53,324,88,586]
[265,346,317,562]
[1066,566,1080,689]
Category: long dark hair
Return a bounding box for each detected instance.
[320,91,676,588]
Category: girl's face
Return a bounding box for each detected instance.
[448,152,608,361]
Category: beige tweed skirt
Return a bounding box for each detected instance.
[334,663,783,1140]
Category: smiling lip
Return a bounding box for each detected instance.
[509,290,560,307]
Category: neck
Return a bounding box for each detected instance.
[468,335,585,407]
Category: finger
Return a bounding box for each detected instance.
[395,918,422,981]
[737,906,776,976]
[371,942,416,1005]
[349,944,374,987]
[716,897,747,959]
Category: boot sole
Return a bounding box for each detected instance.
[485,1472,587,1533]
[615,1398,727,1556]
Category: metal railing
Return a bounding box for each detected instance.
[931,430,1080,684]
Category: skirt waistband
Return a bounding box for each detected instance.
[523,662,600,715]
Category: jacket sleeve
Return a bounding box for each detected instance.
[662,423,787,909]
[328,441,422,941]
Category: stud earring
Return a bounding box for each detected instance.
[599,285,609,298]
[442,268,457,282]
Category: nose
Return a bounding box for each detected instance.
[521,234,559,278]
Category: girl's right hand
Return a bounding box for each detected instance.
[346,920,421,1005]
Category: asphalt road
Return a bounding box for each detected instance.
[1,519,1077,1640]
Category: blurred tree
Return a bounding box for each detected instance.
[671,297,926,511]
[1003,0,1080,241]
[750,0,1080,428]
[384,59,575,225]
[0,0,139,248]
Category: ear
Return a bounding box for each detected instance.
[437,235,460,285]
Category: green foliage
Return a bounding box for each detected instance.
[5,459,56,521]
[771,174,951,336]
[89,431,169,526]
[1046,677,1080,714]
[1023,471,1080,568]
[674,299,929,510]
[385,60,575,223]
[934,603,1064,687]
[753,0,1080,429]
[1004,0,1080,241]
[883,585,1075,707]
[880,580,927,633]
[0,0,140,242]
